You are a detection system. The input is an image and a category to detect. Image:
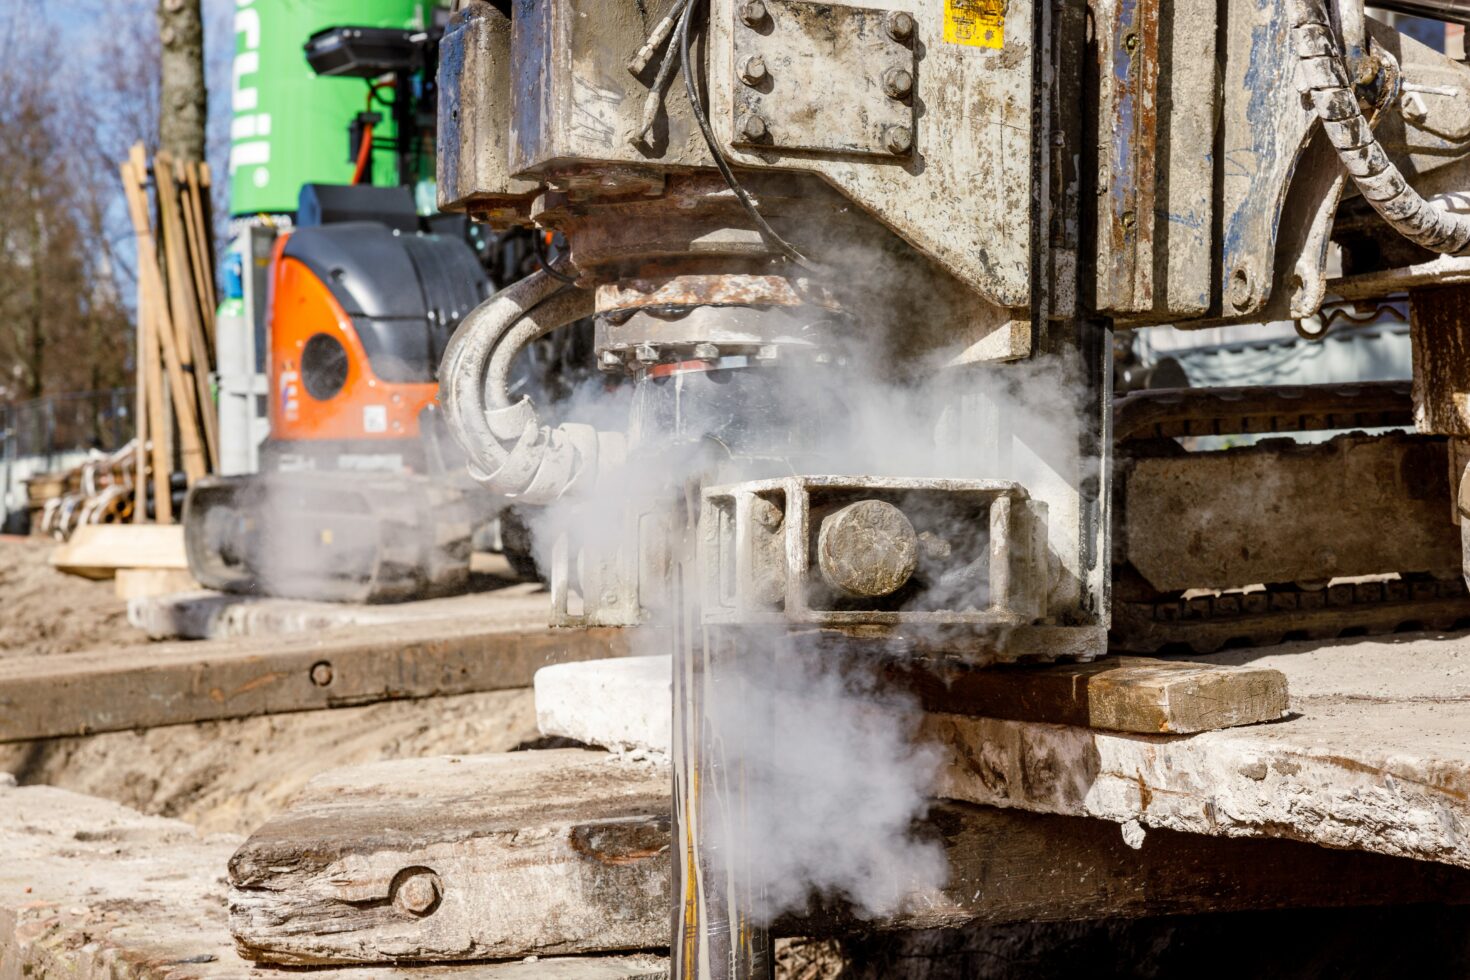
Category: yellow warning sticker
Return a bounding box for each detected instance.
[943,0,1006,49]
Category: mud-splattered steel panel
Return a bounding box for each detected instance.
[730,0,918,157]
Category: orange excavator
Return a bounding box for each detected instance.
[184,207,496,601]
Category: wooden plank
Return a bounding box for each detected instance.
[154,151,219,472]
[887,655,1288,734]
[228,749,1470,965]
[49,523,187,577]
[0,621,631,743]
[120,145,207,486]
[0,781,666,980]
[114,567,200,600]
[124,151,174,521]
[132,276,150,524]
[183,161,218,342]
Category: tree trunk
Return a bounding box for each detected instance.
[157,0,206,162]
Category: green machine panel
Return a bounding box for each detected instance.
[230,0,429,217]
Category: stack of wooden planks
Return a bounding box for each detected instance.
[119,141,219,525]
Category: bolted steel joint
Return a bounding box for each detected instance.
[740,0,768,27]
[817,499,919,600]
[738,112,769,141]
[882,124,914,155]
[882,66,914,100]
[740,55,768,84]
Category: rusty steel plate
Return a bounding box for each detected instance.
[730,0,917,157]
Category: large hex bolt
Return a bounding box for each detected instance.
[394,870,442,917]
[882,67,914,100]
[817,500,919,599]
[738,113,769,141]
[883,125,914,155]
[886,10,915,41]
[740,0,767,27]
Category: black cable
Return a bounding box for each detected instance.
[677,0,812,268]
[534,231,579,285]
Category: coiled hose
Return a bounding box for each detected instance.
[439,269,620,504]
[1293,0,1470,253]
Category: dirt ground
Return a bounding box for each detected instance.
[0,535,149,658]
[0,534,543,836]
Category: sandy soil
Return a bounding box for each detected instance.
[0,534,544,837]
[0,535,148,658]
[0,689,543,836]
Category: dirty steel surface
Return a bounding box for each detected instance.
[0,779,668,980]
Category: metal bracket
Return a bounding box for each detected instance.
[730,0,918,157]
[700,476,1049,628]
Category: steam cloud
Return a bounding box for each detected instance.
[524,314,1091,924]
[703,640,948,924]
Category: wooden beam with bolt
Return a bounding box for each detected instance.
[0,622,632,743]
[228,748,1470,966]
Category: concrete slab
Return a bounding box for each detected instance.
[535,656,671,755]
[0,779,666,980]
[128,583,549,641]
[534,630,1470,870]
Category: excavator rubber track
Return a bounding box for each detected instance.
[183,471,474,603]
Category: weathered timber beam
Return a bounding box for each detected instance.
[0,780,667,980]
[0,622,629,743]
[886,655,1287,734]
[228,749,1470,966]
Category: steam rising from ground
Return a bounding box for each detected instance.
[704,642,948,924]
[524,324,1092,925]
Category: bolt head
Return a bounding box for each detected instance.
[693,343,720,360]
[1402,91,1429,123]
[634,344,659,363]
[753,497,784,529]
[883,124,914,155]
[738,113,768,141]
[309,661,333,687]
[740,55,768,84]
[882,66,914,99]
[886,10,915,41]
[740,0,767,26]
[395,872,441,916]
[1227,266,1254,311]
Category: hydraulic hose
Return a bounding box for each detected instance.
[439,268,618,504]
[1293,0,1470,254]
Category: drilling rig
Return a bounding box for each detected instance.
[433,0,1470,976]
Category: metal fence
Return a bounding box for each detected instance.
[0,389,136,463]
